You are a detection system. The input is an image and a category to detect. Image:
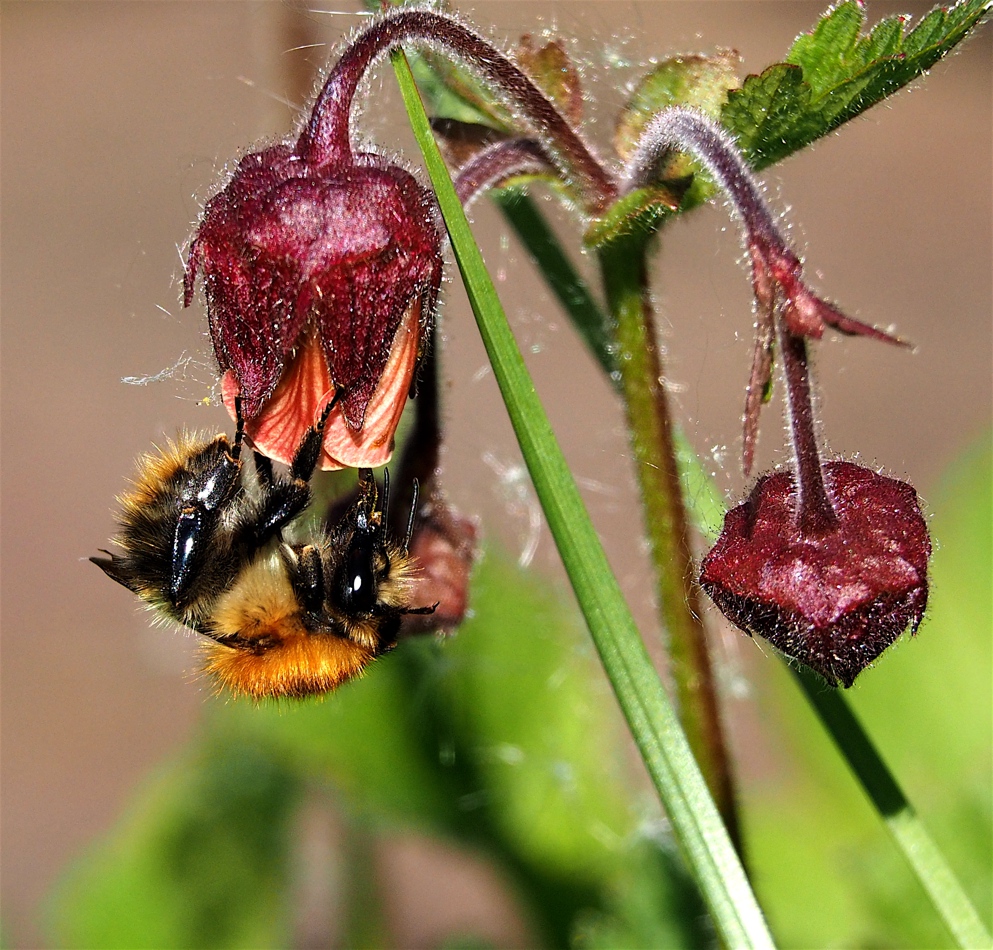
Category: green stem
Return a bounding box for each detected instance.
[393,50,774,948]
[598,237,742,857]
[494,186,741,854]
[792,666,993,950]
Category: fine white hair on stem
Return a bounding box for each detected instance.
[621,106,783,253]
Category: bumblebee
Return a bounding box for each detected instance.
[92,398,434,699]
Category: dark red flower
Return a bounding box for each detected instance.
[185,142,442,470]
[700,461,931,687]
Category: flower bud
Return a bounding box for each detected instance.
[400,498,478,637]
[700,461,931,687]
[185,145,443,470]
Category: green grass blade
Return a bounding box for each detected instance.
[392,49,774,949]
[792,666,993,950]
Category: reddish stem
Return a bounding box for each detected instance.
[623,107,794,263]
[777,317,838,536]
[453,138,553,205]
[298,10,616,211]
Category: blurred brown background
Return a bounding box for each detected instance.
[2,2,989,947]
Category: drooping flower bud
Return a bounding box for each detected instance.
[700,461,930,687]
[400,497,478,637]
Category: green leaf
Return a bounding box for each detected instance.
[48,548,710,950]
[409,49,516,132]
[723,0,992,169]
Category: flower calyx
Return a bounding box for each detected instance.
[701,461,930,687]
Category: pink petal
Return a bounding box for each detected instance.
[323,299,421,469]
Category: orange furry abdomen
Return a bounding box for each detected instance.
[201,555,374,699]
[202,633,374,699]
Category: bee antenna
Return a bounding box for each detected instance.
[404,478,420,549]
[382,468,391,520]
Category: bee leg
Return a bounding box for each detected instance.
[253,452,275,491]
[355,467,380,515]
[170,416,247,605]
[281,543,326,616]
[404,478,420,549]
[229,395,246,461]
[289,390,341,484]
[248,390,342,543]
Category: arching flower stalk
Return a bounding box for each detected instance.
[622,106,931,686]
[622,106,907,475]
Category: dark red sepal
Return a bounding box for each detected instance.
[701,461,931,687]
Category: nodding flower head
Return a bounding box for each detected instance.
[185,146,442,471]
[184,17,445,470]
[183,7,624,471]
[700,461,931,687]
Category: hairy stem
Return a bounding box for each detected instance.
[301,9,616,210]
[778,321,838,536]
[453,137,553,206]
[599,237,742,854]
[623,106,790,260]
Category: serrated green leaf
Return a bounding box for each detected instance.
[787,0,866,96]
[723,0,991,170]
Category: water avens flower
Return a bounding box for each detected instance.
[187,147,442,469]
[185,10,614,469]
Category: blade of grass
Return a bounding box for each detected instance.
[792,666,993,950]
[392,49,774,949]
